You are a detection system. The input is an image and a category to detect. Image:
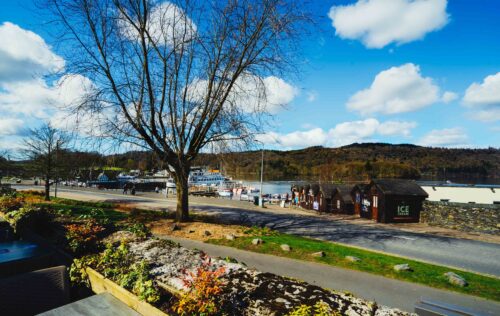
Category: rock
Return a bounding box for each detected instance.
[188,229,195,233]
[225,234,236,240]
[311,251,325,257]
[393,264,412,272]
[280,244,291,252]
[170,224,181,231]
[252,238,264,245]
[203,230,211,236]
[444,272,468,287]
[346,256,361,262]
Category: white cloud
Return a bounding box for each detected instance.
[0,118,24,136]
[0,22,94,139]
[119,2,196,47]
[187,74,298,114]
[418,128,468,147]
[378,120,417,136]
[463,72,500,106]
[257,128,328,149]
[0,22,64,83]
[258,118,417,149]
[0,74,93,120]
[328,0,449,49]
[469,108,500,123]
[328,118,380,146]
[462,72,500,122]
[442,91,458,103]
[347,63,443,115]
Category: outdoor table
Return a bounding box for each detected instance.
[38,292,141,316]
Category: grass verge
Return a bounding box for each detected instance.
[208,232,500,301]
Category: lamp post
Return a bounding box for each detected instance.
[255,140,264,208]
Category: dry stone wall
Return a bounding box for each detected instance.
[420,201,499,235]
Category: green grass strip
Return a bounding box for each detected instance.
[209,234,500,301]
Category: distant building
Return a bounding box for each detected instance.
[420,185,499,205]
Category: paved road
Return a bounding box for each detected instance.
[161,236,500,315]
[20,186,500,277]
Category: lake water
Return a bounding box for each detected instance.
[235,180,301,195]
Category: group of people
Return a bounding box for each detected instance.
[122,182,136,195]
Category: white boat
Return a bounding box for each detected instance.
[117,173,137,182]
[188,167,230,187]
[166,178,176,188]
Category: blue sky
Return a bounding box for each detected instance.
[0,0,499,152]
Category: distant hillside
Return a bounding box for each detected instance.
[194,143,500,182]
[8,143,498,183]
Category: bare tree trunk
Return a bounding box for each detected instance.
[44,175,50,201]
[174,166,190,222]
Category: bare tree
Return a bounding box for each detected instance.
[0,150,10,185]
[41,0,309,221]
[23,123,69,201]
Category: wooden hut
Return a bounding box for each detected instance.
[332,185,354,214]
[300,184,310,209]
[308,184,321,211]
[367,179,428,223]
[351,184,370,218]
[318,184,336,212]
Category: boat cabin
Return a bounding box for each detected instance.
[367,179,428,223]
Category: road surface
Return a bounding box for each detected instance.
[19,186,500,277]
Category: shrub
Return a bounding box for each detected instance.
[64,220,106,255]
[120,222,151,238]
[0,195,24,213]
[5,206,54,234]
[0,185,16,196]
[175,257,226,316]
[69,243,160,303]
[287,301,339,316]
[77,208,111,225]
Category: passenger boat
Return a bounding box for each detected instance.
[188,167,231,187]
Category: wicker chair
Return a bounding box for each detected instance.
[0,265,70,316]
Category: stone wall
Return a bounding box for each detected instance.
[421,201,499,235]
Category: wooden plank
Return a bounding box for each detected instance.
[86,268,169,316]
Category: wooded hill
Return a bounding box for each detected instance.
[194,143,500,182]
[4,143,499,182]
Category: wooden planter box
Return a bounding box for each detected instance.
[86,267,168,316]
